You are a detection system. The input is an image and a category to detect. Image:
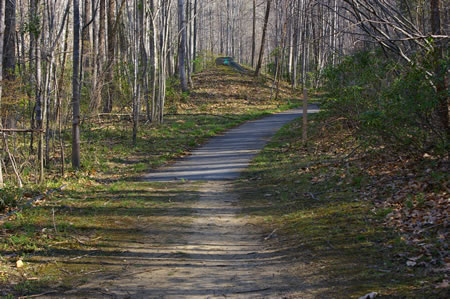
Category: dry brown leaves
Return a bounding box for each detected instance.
[308,118,449,285]
[358,156,448,285]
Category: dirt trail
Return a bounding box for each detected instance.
[48,108,321,298]
[59,181,317,298]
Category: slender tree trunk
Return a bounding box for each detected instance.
[0,0,4,103]
[104,0,116,113]
[219,3,223,54]
[72,0,81,169]
[132,0,142,146]
[301,0,308,89]
[34,4,44,182]
[226,0,230,55]
[255,0,271,76]
[178,0,188,92]
[3,0,15,80]
[291,0,300,88]
[192,0,197,72]
[95,0,105,113]
[274,18,288,100]
[185,0,192,86]
[0,0,5,187]
[251,0,256,67]
[56,12,70,177]
[430,0,449,137]
[82,0,91,70]
[150,0,158,122]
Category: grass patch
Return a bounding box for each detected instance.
[0,181,202,296]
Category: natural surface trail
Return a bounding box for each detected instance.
[55,106,320,299]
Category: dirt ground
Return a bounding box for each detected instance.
[44,181,324,299]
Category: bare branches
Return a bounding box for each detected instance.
[341,0,449,63]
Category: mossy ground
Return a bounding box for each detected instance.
[236,115,448,298]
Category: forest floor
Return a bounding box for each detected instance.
[0,65,448,298]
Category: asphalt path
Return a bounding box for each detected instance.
[144,105,320,181]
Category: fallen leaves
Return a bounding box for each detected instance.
[289,116,450,290]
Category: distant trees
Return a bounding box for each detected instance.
[0,0,447,187]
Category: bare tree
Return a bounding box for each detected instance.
[178,0,188,92]
[0,0,5,187]
[72,0,81,168]
[3,0,14,80]
[430,0,449,137]
[251,0,256,67]
[255,0,271,76]
[104,0,116,113]
[192,0,198,72]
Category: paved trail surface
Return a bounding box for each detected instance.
[55,106,321,299]
[144,106,319,181]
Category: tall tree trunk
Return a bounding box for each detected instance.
[82,0,91,70]
[157,0,173,123]
[192,0,197,72]
[1,0,15,167]
[430,0,449,137]
[178,0,188,92]
[0,0,5,187]
[57,15,70,177]
[150,0,157,122]
[226,0,230,56]
[104,0,116,113]
[0,0,4,102]
[35,4,43,182]
[291,0,300,88]
[95,0,105,112]
[132,0,142,146]
[251,0,256,67]
[3,0,15,80]
[72,0,81,169]
[255,0,271,76]
[185,0,192,86]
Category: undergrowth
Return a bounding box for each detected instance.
[238,114,448,298]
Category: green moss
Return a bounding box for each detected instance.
[237,116,446,298]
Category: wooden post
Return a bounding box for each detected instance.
[302,88,308,143]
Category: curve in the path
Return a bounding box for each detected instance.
[144,105,319,182]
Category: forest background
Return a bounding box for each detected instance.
[0,0,448,296]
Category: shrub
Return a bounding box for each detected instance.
[0,186,22,211]
[321,51,449,156]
